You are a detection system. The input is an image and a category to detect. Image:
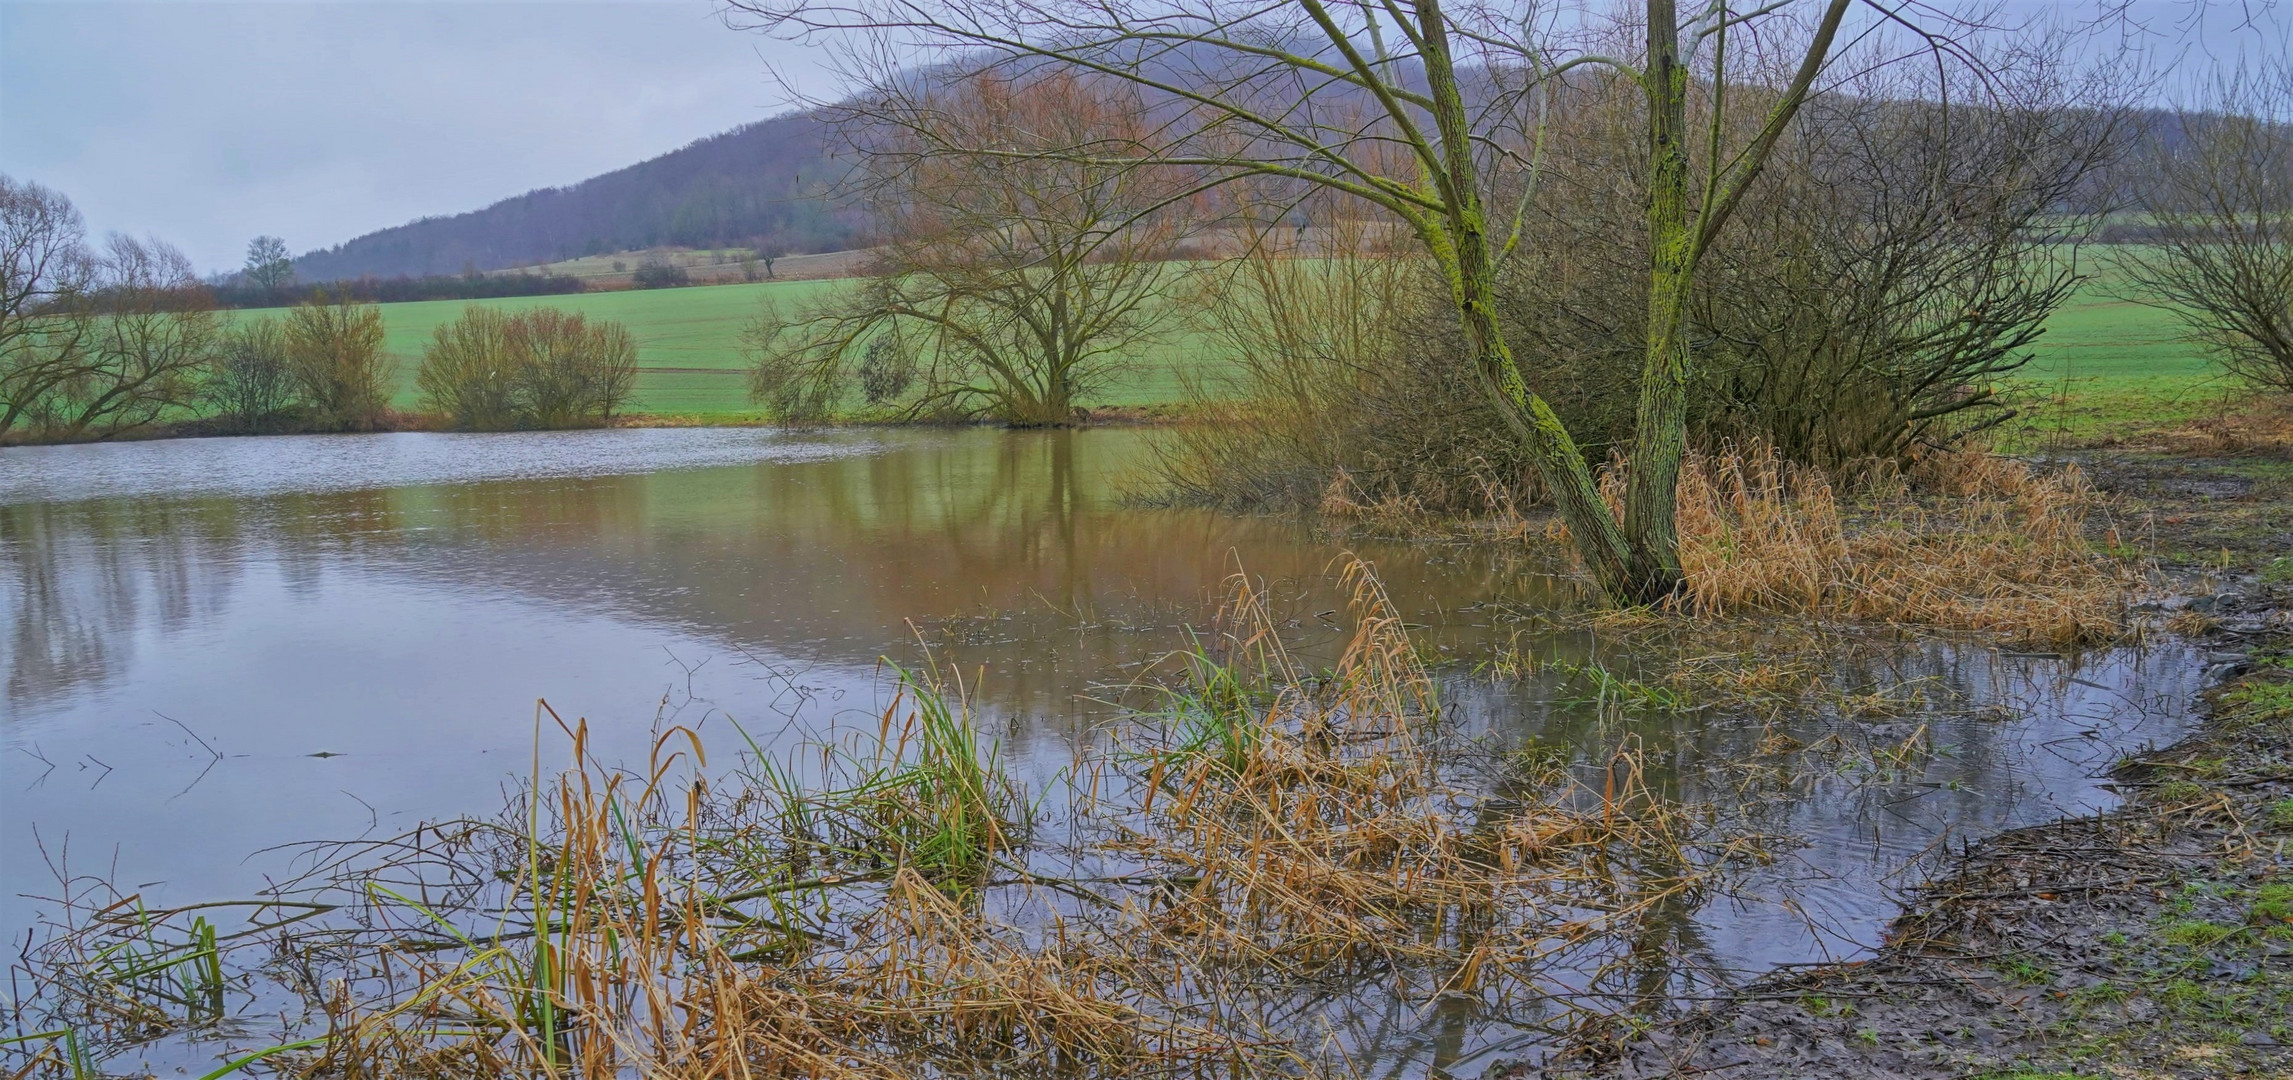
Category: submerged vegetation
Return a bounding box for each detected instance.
[5,564,1829,1077]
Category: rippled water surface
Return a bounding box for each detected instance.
[1,427,2201,1074]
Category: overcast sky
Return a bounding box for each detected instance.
[0,0,831,272]
[2,1,2285,275]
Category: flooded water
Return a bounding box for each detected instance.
[1,427,2203,1074]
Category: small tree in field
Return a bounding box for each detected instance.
[285,292,390,430]
[244,235,294,294]
[748,71,1184,426]
[2121,64,2293,393]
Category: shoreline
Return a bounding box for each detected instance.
[1537,614,2293,1079]
[0,404,1199,448]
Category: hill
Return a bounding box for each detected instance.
[290,111,861,281]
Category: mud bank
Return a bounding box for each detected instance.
[1537,623,2293,1080]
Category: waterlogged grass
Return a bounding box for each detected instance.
[2,562,1784,1078]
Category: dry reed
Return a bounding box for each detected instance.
[1561,442,2138,643]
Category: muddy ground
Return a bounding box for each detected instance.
[1531,450,2293,1079]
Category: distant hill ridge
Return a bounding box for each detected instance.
[291,110,861,282]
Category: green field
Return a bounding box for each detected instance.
[1999,268,2241,449]
[233,260,2234,434]
[231,278,1240,420]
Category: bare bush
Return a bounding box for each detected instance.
[284,292,391,430]
[1506,48,2126,466]
[2119,63,2293,392]
[631,257,688,289]
[414,306,518,429]
[203,319,296,431]
[515,307,637,427]
[415,305,639,429]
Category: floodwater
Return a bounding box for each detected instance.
[1,427,2203,1074]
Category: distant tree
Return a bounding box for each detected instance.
[2121,63,2293,393]
[758,244,783,279]
[284,292,390,429]
[244,235,293,293]
[748,72,1185,426]
[204,319,297,430]
[632,257,689,289]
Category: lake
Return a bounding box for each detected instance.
[0,427,2202,1074]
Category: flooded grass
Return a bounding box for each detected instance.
[3,562,1827,1078]
[3,430,2237,1078]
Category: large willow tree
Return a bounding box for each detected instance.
[727,0,1975,604]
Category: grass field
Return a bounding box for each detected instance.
[230,277,1241,420]
[229,255,2240,434]
[1997,266,2245,451]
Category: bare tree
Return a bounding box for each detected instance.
[244,235,294,294]
[33,235,219,440]
[2120,62,2293,392]
[750,71,1187,426]
[1,187,216,443]
[727,0,1977,604]
[0,175,95,439]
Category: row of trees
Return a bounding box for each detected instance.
[2,175,401,440]
[728,0,2291,605]
[4,176,642,440]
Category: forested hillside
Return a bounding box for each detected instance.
[291,111,859,280]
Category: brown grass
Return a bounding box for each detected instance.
[2144,395,2293,458]
[1562,442,2140,643]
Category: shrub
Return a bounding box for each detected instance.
[414,306,518,429]
[283,293,389,430]
[414,305,639,429]
[203,319,296,431]
[514,308,637,427]
[631,258,688,289]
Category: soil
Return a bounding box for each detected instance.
[1529,448,2293,1080]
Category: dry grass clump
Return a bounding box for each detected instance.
[1117,565,1770,1007]
[1573,442,2137,643]
[2147,395,2293,458]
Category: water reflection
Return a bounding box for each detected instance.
[1,427,2200,1075]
